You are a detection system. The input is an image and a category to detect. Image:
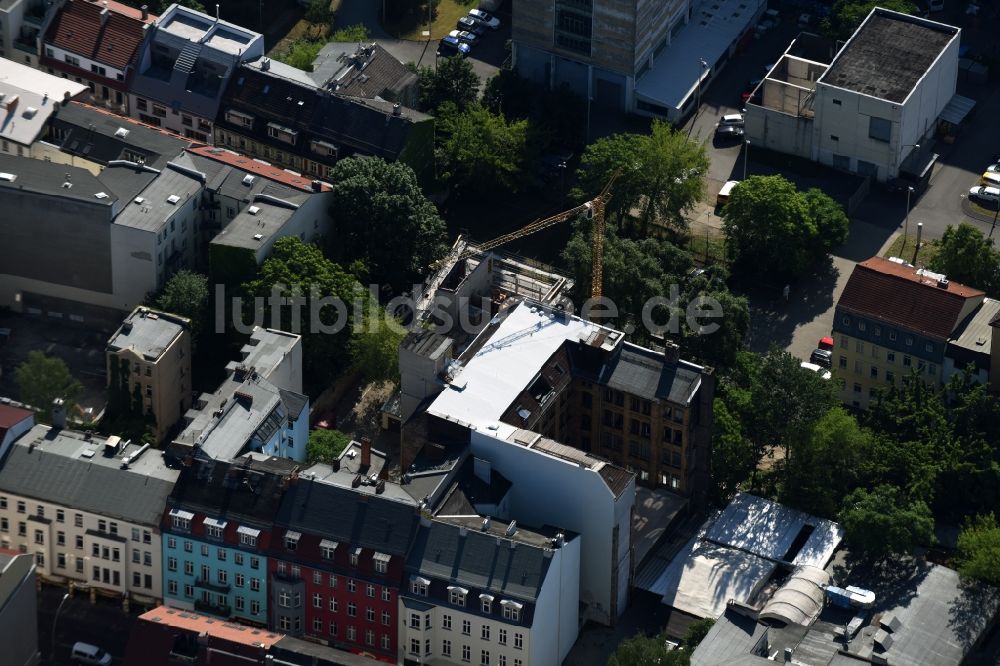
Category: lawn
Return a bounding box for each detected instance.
[384,0,476,40]
[882,233,939,268]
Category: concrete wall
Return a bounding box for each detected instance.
[0,496,164,601]
[250,193,332,265]
[0,553,40,666]
[469,428,631,625]
[745,104,815,161]
[109,223,158,312]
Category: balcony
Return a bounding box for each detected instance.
[14,37,38,55]
[194,577,231,593]
[24,4,47,25]
[194,599,231,617]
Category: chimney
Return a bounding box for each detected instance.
[261,57,270,71]
[330,457,340,472]
[311,180,322,192]
[215,3,219,21]
[555,532,565,547]
[51,398,66,429]
[481,516,491,532]
[505,520,517,537]
[141,4,148,20]
[663,341,680,365]
[100,5,110,23]
[784,648,793,663]
[392,103,401,116]
[360,438,371,471]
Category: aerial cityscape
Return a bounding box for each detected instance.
[0,0,998,664]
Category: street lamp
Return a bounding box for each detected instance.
[695,58,709,117]
[743,140,750,181]
[51,592,70,662]
[901,185,914,252]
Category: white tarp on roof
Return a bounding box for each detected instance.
[759,566,830,626]
[705,492,844,568]
[651,536,777,619]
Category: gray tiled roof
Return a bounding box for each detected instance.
[406,519,554,605]
[275,479,418,557]
[0,425,178,526]
[599,345,703,405]
[107,308,188,360]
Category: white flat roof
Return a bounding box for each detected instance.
[635,0,764,111]
[705,492,844,568]
[427,301,613,428]
[0,58,87,146]
[652,534,777,618]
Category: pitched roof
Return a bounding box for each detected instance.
[167,456,297,523]
[0,425,178,526]
[0,404,33,430]
[45,0,155,71]
[837,257,984,339]
[218,64,429,162]
[312,42,418,100]
[274,479,418,556]
[186,145,330,192]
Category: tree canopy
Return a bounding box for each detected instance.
[607,633,690,666]
[822,0,916,41]
[307,429,351,466]
[15,351,81,422]
[242,237,362,392]
[326,157,448,294]
[483,71,586,150]
[722,176,848,280]
[837,484,934,559]
[573,121,709,234]
[956,513,1000,585]
[350,311,408,382]
[153,269,210,342]
[929,223,1000,297]
[436,103,538,195]
[417,57,480,113]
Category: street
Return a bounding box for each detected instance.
[37,584,142,666]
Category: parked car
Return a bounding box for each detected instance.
[457,16,486,34]
[71,643,112,666]
[437,35,471,57]
[810,348,833,368]
[718,113,745,127]
[987,164,1000,173]
[801,361,832,379]
[817,336,834,351]
[715,124,745,141]
[979,171,1000,188]
[468,8,501,29]
[969,185,1000,206]
[448,29,479,45]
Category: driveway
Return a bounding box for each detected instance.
[335,0,503,83]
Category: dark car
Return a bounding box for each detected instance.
[715,124,745,141]
[810,348,833,369]
[740,79,763,104]
[457,16,486,35]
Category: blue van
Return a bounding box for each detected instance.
[437,35,471,58]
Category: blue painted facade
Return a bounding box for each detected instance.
[254,398,309,463]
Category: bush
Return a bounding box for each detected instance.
[307,429,351,465]
[304,0,331,24]
[330,23,370,42]
[280,39,325,71]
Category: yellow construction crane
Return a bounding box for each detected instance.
[462,174,618,300]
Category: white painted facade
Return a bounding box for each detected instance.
[469,427,634,626]
[399,534,580,666]
[0,493,166,602]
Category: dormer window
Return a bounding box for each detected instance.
[373,551,390,574]
[237,525,259,547]
[480,594,494,614]
[225,109,254,127]
[284,530,301,551]
[410,576,429,597]
[203,517,227,540]
[448,586,468,607]
[320,539,338,559]
[267,122,297,145]
[501,600,522,622]
[169,509,193,531]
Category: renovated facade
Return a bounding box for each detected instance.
[161,456,296,624]
[399,518,579,666]
[40,0,156,115]
[128,3,263,140]
[833,257,985,408]
[268,466,419,662]
[0,424,177,604]
[213,56,433,183]
[745,8,961,182]
[106,307,192,444]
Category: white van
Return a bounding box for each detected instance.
[717,180,740,206]
[71,642,112,666]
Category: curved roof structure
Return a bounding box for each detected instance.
[759,566,830,627]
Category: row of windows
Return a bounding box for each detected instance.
[167,537,262,566]
[166,559,263,590]
[410,583,522,622]
[410,612,525,641]
[839,321,935,354]
[411,639,525,664]
[314,621,390,650]
[839,355,937,378]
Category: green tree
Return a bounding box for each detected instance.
[350,311,407,382]
[781,407,870,518]
[304,0,332,24]
[307,428,351,465]
[153,269,209,342]
[330,23,370,41]
[482,69,536,120]
[822,0,917,41]
[607,633,690,666]
[242,237,362,392]
[956,513,1000,585]
[417,57,480,113]
[722,175,848,280]
[327,157,448,293]
[929,223,1000,297]
[837,484,934,559]
[14,351,82,422]
[683,618,715,650]
[436,104,537,195]
[574,121,709,234]
[680,279,750,368]
[711,396,754,505]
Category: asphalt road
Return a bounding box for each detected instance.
[37,585,142,666]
